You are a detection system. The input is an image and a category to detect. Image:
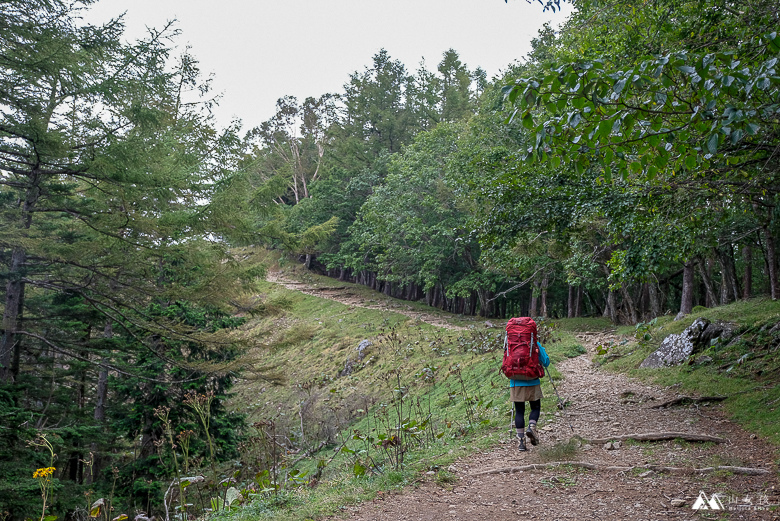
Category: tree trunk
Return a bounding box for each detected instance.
[600,265,617,322]
[529,277,540,317]
[585,290,602,316]
[679,262,695,316]
[540,273,549,318]
[567,285,575,318]
[743,243,752,299]
[648,281,661,318]
[763,225,779,299]
[697,257,718,307]
[528,293,538,317]
[603,290,617,322]
[621,285,638,324]
[1,247,26,384]
[1,159,43,384]
[575,286,582,317]
[715,247,739,305]
[727,243,741,301]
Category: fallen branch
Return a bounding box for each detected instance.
[585,432,726,444]
[650,396,727,408]
[469,462,769,477]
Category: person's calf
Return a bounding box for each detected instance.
[526,421,539,446]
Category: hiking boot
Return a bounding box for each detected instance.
[526,424,539,446]
[517,435,527,452]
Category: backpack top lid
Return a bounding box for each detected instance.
[506,317,536,329]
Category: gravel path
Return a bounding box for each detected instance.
[338,331,780,520]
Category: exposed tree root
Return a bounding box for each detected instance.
[650,396,727,408]
[470,462,770,477]
[585,432,727,444]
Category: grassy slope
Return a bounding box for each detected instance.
[596,298,780,448]
[221,269,586,520]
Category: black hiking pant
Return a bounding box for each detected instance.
[514,399,541,429]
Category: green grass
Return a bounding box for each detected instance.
[217,265,594,521]
[551,317,614,332]
[221,261,780,521]
[595,297,780,448]
[536,439,580,462]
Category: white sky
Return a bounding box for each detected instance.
[83,0,573,132]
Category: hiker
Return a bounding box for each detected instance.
[511,340,550,451]
[501,317,551,452]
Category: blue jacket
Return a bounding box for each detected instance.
[510,342,550,387]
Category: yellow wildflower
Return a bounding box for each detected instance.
[33,467,55,479]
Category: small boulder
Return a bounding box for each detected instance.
[640,317,712,368]
[670,499,687,508]
[356,339,372,361]
[339,359,354,376]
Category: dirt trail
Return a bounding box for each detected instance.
[269,273,779,519]
[338,331,780,521]
[267,271,469,330]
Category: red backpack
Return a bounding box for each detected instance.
[501,317,544,380]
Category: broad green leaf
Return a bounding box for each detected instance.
[507,86,520,103]
[522,113,534,130]
[598,120,612,138]
[685,154,697,170]
[706,133,719,154]
[654,154,669,169]
[613,78,627,95]
[647,166,658,180]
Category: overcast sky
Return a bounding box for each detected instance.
[83,0,573,132]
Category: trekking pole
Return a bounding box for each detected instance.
[509,403,515,440]
[547,371,575,434]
